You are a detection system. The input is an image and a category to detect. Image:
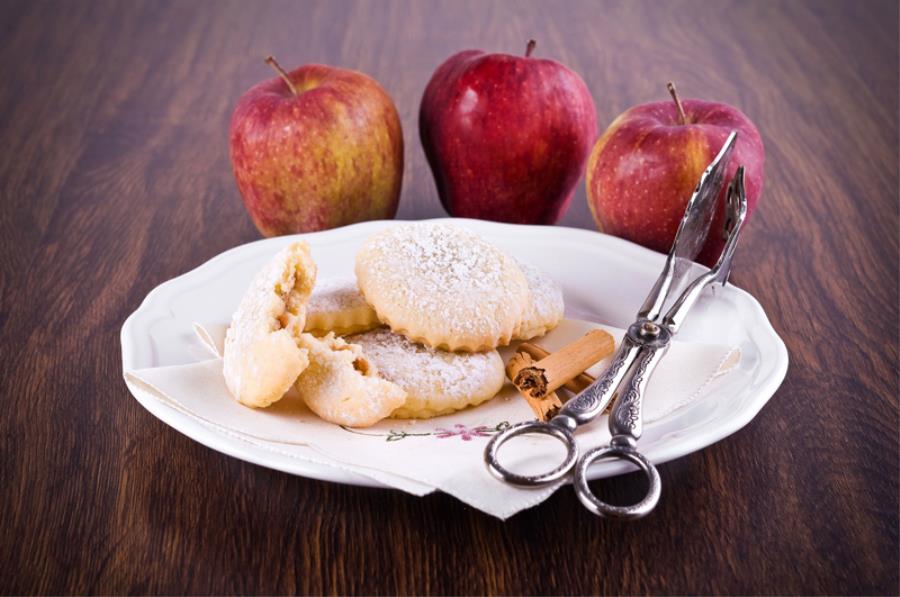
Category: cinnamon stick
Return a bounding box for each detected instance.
[514,330,615,399]
[517,342,596,394]
[505,351,564,420]
[506,329,616,421]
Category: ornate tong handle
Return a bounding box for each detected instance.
[572,346,666,519]
[608,342,668,442]
[551,337,640,430]
[572,321,669,519]
[483,337,642,487]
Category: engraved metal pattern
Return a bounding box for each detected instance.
[663,167,749,333]
[638,133,736,320]
[670,132,736,263]
[612,347,655,432]
[558,339,635,421]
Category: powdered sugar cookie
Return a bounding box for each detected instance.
[355,223,529,351]
[293,332,406,427]
[514,262,565,340]
[347,328,505,419]
[303,277,380,337]
[223,242,316,408]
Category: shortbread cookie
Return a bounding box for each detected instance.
[303,277,380,336]
[293,333,406,427]
[223,242,317,408]
[355,223,529,351]
[513,262,565,340]
[347,328,505,419]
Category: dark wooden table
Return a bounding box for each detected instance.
[1,0,897,594]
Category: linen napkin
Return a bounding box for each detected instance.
[124,319,739,519]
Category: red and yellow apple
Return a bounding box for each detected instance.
[420,41,597,224]
[230,57,403,236]
[586,84,764,265]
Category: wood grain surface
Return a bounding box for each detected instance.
[1,0,897,594]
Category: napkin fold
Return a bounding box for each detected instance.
[124,319,739,519]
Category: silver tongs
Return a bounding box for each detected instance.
[485,132,748,519]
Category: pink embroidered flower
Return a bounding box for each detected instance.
[434,424,492,441]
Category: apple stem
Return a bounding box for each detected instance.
[265,55,298,96]
[526,39,536,57]
[666,81,687,125]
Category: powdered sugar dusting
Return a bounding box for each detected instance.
[308,277,368,313]
[222,242,315,406]
[294,332,406,427]
[355,222,529,350]
[348,328,505,418]
[515,261,565,339]
[305,276,379,335]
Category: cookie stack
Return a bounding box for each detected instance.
[223,222,564,427]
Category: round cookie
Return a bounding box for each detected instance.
[293,332,406,428]
[513,262,565,340]
[304,277,380,336]
[347,328,505,419]
[223,241,316,408]
[355,223,529,351]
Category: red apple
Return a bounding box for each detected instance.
[230,57,403,236]
[586,83,765,265]
[420,41,597,224]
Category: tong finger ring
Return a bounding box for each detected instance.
[574,442,661,519]
[484,420,578,486]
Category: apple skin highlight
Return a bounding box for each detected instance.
[586,98,765,266]
[420,47,597,225]
[230,63,403,237]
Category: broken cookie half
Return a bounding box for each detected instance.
[222,242,405,427]
[223,241,317,408]
[293,332,407,428]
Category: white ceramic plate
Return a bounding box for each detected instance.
[121,218,788,487]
